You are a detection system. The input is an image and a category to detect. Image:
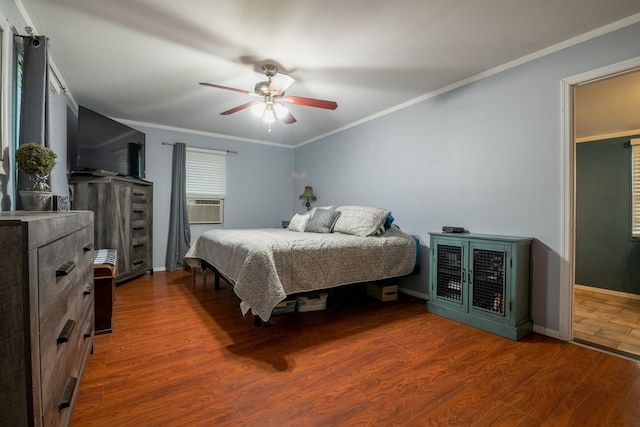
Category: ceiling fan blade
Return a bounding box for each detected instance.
[281,96,338,110]
[199,82,258,96]
[220,101,261,115]
[282,112,297,124]
[268,73,295,95]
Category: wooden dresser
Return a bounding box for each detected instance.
[70,174,153,283]
[0,211,95,426]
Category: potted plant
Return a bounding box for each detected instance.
[16,143,57,210]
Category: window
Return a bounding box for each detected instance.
[632,138,640,239]
[185,147,226,224]
[0,10,12,175]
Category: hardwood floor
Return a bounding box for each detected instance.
[573,285,640,360]
[73,271,640,426]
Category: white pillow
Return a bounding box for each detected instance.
[333,206,389,237]
[287,212,311,232]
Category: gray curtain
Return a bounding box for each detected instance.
[165,142,191,271]
[17,36,50,198]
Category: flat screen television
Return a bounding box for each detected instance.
[69,106,146,179]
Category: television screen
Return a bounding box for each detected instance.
[69,106,146,179]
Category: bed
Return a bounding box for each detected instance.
[184,205,418,323]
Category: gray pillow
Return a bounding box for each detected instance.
[304,208,341,233]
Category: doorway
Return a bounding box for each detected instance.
[568,66,640,360]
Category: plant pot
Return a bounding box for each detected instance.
[19,190,52,211]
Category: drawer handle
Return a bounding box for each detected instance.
[83,243,94,252]
[83,283,94,296]
[56,262,76,277]
[133,209,144,214]
[133,243,144,248]
[57,319,76,344]
[133,192,145,196]
[58,377,78,410]
[84,323,94,338]
[133,226,145,231]
[133,260,144,266]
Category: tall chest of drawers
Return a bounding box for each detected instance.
[70,174,153,283]
[0,211,95,427]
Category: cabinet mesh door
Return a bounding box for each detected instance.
[436,245,463,303]
[472,249,506,315]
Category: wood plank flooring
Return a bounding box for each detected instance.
[73,271,640,426]
[574,286,640,360]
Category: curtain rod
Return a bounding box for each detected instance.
[161,142,238,155]
[14,31,67,93]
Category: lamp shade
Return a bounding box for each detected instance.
[299,186,316,201]
[251,102,266,118]
[262,105,276,123]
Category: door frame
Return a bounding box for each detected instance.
[559,56,640,341]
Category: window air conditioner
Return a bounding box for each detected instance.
[187,198,223,224]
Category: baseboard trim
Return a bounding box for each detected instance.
[398,287,429,301]
[533,325,561,339]
[575,284,640,301]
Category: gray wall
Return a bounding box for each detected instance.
[131,125,294,269]
[294,22,640,334]
[576,137,640,294]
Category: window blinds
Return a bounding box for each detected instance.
[185,147,226,198]
[632,138,640,239]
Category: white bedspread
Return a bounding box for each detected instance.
[184,226,417,321]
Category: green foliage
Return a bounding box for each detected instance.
[15,143,57,176]
[16,143,57,191]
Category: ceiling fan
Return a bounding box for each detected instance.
[199,64,337,128]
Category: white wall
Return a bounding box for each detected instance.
[294,22,640,334]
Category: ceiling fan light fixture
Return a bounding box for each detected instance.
[201,62,336,127]
[251,102,267,118]
[262,105,276,124]
[274,103,289,120]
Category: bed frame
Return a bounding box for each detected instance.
[191,258,420,327]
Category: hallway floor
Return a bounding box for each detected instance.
[573,285,640,360]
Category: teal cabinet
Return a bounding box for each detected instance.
[427,232,533,340]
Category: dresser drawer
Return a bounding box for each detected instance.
[132,185,148,204]
[132,236,148,256]
[131,220,149,238]
[132,203,148,221]
[40,292,93,427]
[38,225,94,314]
[131,257,148,273]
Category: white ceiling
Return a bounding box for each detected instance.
[18,0,640,147]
